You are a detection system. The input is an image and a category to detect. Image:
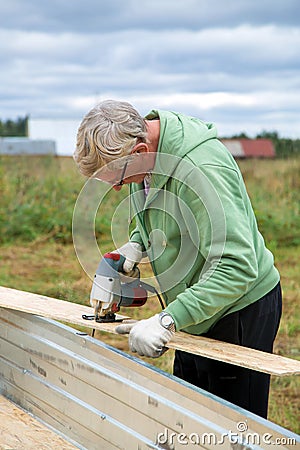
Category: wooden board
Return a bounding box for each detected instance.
[0,285,299,377]
[0,395,77,450]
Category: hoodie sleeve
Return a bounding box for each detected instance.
[165,164,259,331]
[130,226,146,251]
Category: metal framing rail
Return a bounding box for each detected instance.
[0,308,299,449]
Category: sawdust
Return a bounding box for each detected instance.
[0,395,76,450]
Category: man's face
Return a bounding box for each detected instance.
[95,154,149,190]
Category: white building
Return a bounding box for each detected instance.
[0,137,56,155]
[28,119,81,156]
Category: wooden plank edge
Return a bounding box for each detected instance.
[0,285,299,377]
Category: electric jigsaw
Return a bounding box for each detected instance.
[88,252,162,323]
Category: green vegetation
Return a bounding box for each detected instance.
[1,156,299,250]
[0,155,126,245]
[238,158,300,248]
[0,156,77,243]
[256,131,300,158]
[0,155,299,433]
[0,116,28,137]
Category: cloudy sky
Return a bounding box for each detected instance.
[1,0,300,138]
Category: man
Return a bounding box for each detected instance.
[74,99,282,418]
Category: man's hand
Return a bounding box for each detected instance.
[115,313,175,358]
[114,242,143,273]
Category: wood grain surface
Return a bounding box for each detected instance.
[0,285,299,377]
[0,395,77,450]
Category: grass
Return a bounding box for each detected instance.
[0,155,299,433]
[238,158,300,248]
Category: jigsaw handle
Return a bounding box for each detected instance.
[104,252,126,272]
[95,252,127,278]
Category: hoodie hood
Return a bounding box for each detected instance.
[145,109,218,191]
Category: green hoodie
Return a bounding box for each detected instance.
[130,110,280,335]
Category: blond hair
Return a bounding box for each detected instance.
[74,100,147,177]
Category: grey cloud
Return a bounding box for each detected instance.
[0,0,300,138]
[1,0,300,34]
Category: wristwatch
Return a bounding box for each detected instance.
[159,312,176,333]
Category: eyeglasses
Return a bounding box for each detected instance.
[114,161,128,187]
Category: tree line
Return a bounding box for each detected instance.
[0,116,299,158]
[0,116,28,137]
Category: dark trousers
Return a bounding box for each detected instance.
[173,283,282,418]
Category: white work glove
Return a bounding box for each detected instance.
[114,241,143,273]
[115,314,175,358]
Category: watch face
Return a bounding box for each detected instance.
[161,315,173,328]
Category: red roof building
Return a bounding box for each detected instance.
[221,139,275,158]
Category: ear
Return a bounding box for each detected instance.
[130,142,149,155]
